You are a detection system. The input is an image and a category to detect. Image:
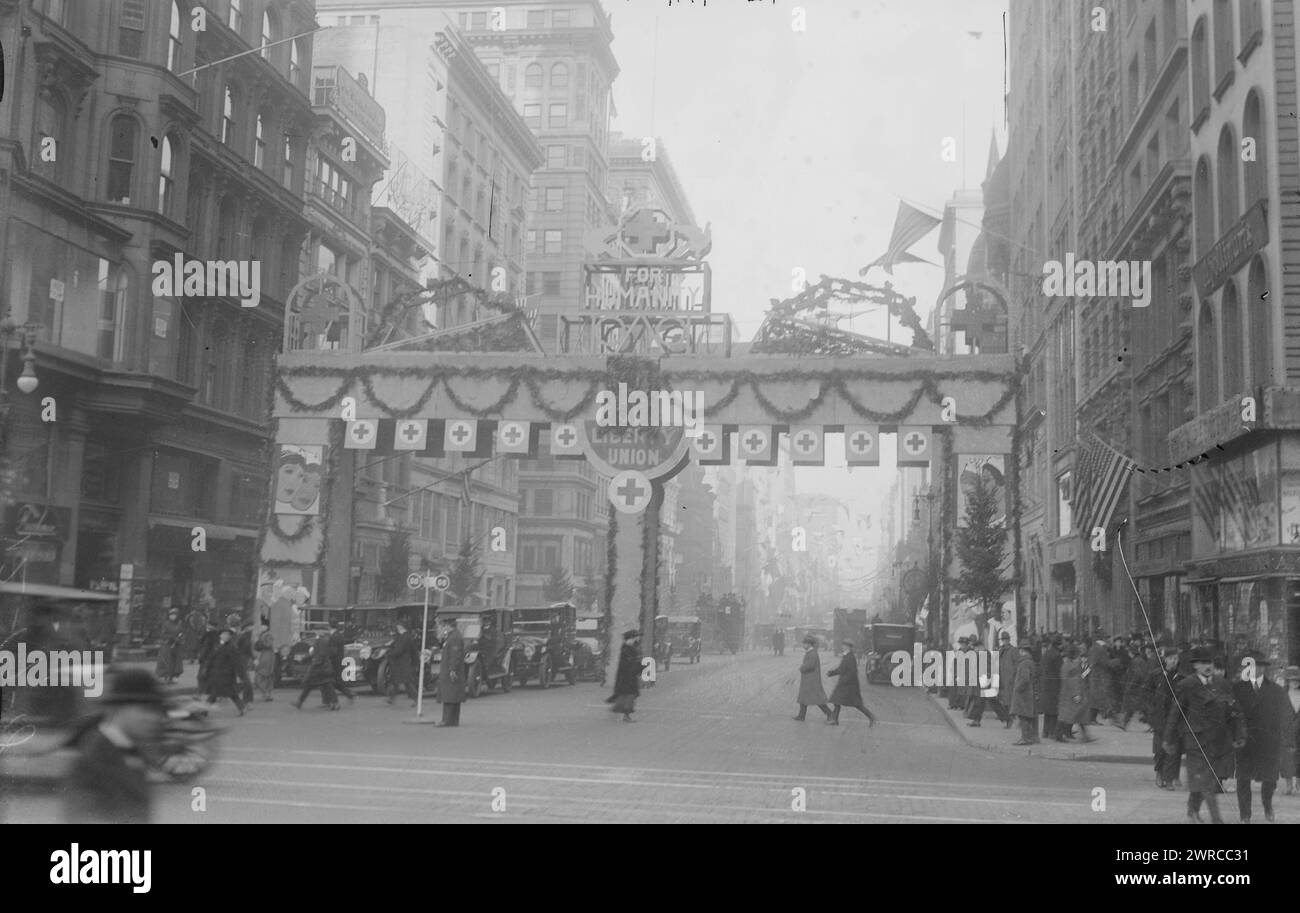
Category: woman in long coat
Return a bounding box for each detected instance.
[794,635,832,721]
[1055,648,1091,741]
[607,629,642,721]
[155,609,185,683]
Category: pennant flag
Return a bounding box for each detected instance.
[344,419,378,450]
[896,426,932,467]
[393,419,428,451]
[1077,434,1135,537]
[844,425,880,466]
[859,201,941,276]
[496,420,532,454]
[789,426,825,465]
[691,425,726,464]
[550,422,583,457]
[738,425,774,464]
[444,419,477,452]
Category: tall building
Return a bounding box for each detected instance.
[1172,0,1298,665]
[0,0,316,639]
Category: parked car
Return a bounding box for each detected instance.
[428,607,519,697]
[339,603,436,695]
[512,603,578,688]
[666,616,702,664]
[574,614,607,684]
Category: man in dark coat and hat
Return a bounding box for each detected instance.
[1231,650,1291,822]
[155,608,185,683]
[1011,642,1040,745]
[1163,645,1246,823]
[205,629,247,715]
[437,616,466,727]
[385,621,419,705]
[294,632,339,710]
[1039,637,1062,739]
[607,629,642,722]
[826,640,875,726]
[793,635,832,721]
[196,620,220,693]
[1086,635,1114,724]
[1148,647,1185,788]
[329,624,357,705]
[948,636,973,710]
[63,669,168,824]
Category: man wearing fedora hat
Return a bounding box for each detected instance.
[63,669,168,824]
[1163,645,1246,823]
[607,628,642,722]
[825,640,875,726]
[793,635,833,722]
[1231,650,1291,822]
[948,637,972,710]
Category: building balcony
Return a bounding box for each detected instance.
[311,65,387,155]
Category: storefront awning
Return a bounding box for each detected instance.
[148,517,258,541]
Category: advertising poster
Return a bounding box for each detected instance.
[274,444,325,516]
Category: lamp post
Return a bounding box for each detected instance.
[0,320,41,580]
[914,487,938,642]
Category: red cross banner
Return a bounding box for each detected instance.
[608,469,653,514]
[789,426,825,466]
[496,420,532,454]
[738,425,774,465]
[897,426,933,467]
[550,422,583,457]
[690,425,727,464]
[344,419,378,450]
[444,419,478,452]
[844,425,880,466]
[393,419,428,451]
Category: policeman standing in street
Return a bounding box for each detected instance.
[437,615,466,727]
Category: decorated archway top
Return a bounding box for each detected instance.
[585,206,712,262]
[273,352,1019,430]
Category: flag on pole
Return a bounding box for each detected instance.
[859,201,942,276]
[1078,434,1135,537]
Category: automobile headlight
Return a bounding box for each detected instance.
[360,646,372,660]
[465,651,478,664]
[372,647,386,660]
[523,645,534,660]
[278,647,289,659]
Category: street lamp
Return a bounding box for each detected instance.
[0,319,40,400]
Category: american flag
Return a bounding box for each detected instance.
[1074,434,1135,537]
[859,201,941,275]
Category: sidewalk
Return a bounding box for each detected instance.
[928,691,1153,764]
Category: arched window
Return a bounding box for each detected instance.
[1194,155,1215,257]
[221,84,237,145]
[217,196,237,260]
[1198,302,1219,410]
[551,63,568,88]
[261,10,273,58]
[228,0,241,33]
[1216,125,1238,234]
[1243,89,1267,206]
[107,115,137,204]
[1220,281,1242,396]
[254,112,267,169]
[168,1,184,72]
[282,135,295,190]
[1248,256,1270,388]
[158,134,177,216]
[290,39,302,88]
[1191,17,1209,119]
[1212,0,1233,87]
[1241,1,1262,49]
[525,63,543,88]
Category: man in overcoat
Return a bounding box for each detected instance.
[1231,650,1291,822]
[1039,637,1062,739]
[826,640,875,726]
[437,616,466,727]
[1011,642,1040,745]
[948,637,972,709]
[1163,646,1246,823]
[608,628,642,721]
[385,621,419,705]
[793,635,832,721]
[1086,635,1114,723]
[1147,647,1184,788]
[205,629,247,716]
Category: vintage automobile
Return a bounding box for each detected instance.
[512,603,578,688]
[666,616,702,664]
[427,607,520,697]
[345,603,438,695]
[574,614,607,684]
[651,614,671,671]
[865,622,917,684]
[275,624,333,687]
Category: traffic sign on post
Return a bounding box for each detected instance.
[407,573,422,591]
[432,573,451,592]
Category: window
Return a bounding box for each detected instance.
[523,104,541,128]
[470,11,486,30]
[548,103,567,128]
[533,489,554,516]
[35,93,66,182]
[96,261,128,362]
[282,136,295,190]
[1248,257,1270,388]
[221,85,236,145]
[261,11,272,58]
[543,229,562,254]
[1221,281,1243,396]
[107,116,137,204]
[158,134,176,216]
[551,63,569,88]
[1194,156,1214,256]
[290,40,302,88]
[228,0,241,33]
[546,145,565,169]
[1191,17,1209,120]
[254,114,267,169]
[45,0,67,26]
[525,63,543,88]
[527,10,546,29]
[487,63,500,84]
[168,1,184,72]
[542,272,560,296]
[1057,472,1072,537]
[1216,125,1238,234]
[118,0,145,58]
[544,187,563,212]
[1212,0,1233,87]
[1242,91,1266,206]
[1241,0,1262,52]
[527,229,537,252]
[553,9,570,27]
[1198,302,1218,410]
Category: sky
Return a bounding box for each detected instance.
[606,0,1010,342]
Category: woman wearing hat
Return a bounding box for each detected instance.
[1230,650,1291,822]
[155,608,185,684]
[607,629,642,722]
[1162,645,1246,823]
[793,635,833,722]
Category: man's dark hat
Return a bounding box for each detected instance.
[1018,642,1034,651]
[958,636,970,644]
[842,639,855,648]
[1000,631,1011,640]
[102,670,166,707]
[1241,649,1271,666]
[1189,645,1214,663]
[623,628,640,640]
[803,635,818,646]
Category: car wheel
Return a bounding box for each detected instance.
[566,664,577,686]
[538,657,552,689]
[468,664,481,699]
[375,658,392,696]
[502,663,513,693]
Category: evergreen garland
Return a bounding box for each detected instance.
[603,510,618,675]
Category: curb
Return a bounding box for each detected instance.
[925,690,1149,765]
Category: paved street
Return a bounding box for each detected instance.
[9,651,1284,824]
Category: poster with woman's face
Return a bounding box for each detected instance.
[957,455,1008,528]
[274,444,325,516]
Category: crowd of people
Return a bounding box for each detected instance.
[935,630,1300,823]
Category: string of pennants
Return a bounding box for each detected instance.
[340,418,936,467]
